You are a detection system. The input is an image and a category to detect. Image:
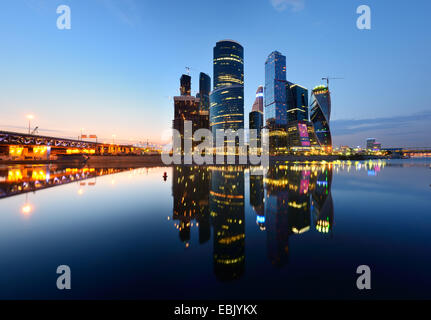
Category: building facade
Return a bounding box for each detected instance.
[210,40,244,151]
[286,83,308,123]
[286,120,320,150]
[173,74,209,154]
[249,86,264,149]
[264,51,287,128]
[310,85,332,148]
[264,51,288,154]
[180,74,191,96]
[198,72,211,112]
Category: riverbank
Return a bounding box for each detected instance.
[0,153,386,167]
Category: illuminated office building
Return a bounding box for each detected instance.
[264,51,287,153]
[264,51,287,127]
[210,40,244,138]
[173,74,209,154]
[249,86,264,148]
[286,82,308,122]
[180,74,191,96]
[198,72,211,112]
[310,85,332,148]
[287,120,320,150]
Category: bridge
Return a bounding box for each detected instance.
[383,147,431,157]
[0,130,145,160]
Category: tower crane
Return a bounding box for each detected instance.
[322,77,344,88]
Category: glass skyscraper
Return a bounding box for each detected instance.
[264,51,287,128]
[310,85,332,148]
[180,74,191,96]
[249,86,264,148]
[286,83,308,123]
[198,72,211,112]
[210,40,244,136]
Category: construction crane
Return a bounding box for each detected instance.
[31,126,39,135]
[322,77,344,88]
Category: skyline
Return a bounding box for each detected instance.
[1,0,430,147]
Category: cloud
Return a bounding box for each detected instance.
[270,0,305,12]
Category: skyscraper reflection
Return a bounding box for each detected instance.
[210,166,245,281]
[172,166,211,244]
[250,174,265,230]
[263,163,333,267]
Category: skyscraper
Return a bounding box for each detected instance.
[264,51,287,128]
[173,74,209,154]
[180,74,191,96]
[286,83,308,123]
[210,40,244,137]
[264,51,287,153]
[198,72,211,112]
[249,86,264,149]
[252,85,264,113]
[310,85,332,148]
[285,82,320,150]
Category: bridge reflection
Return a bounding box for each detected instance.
[170,163,341,281]
[0,165,135,199]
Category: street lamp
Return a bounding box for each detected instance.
[26,114,34,134]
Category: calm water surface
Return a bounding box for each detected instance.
[0,159,430,299]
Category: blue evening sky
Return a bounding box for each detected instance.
[0,0,430,147]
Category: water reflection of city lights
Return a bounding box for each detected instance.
[77,188,84,195]
[21,204,32,216]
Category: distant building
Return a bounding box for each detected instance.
[210,40,244,135]
[373,142,382,150]
[366,138,376,150]
[310,85,332,148]
[249,86,264,148]
[198,72,211,112]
